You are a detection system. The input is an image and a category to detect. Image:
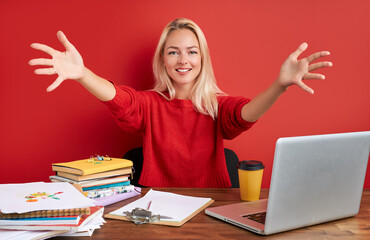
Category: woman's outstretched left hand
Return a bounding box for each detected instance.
[277,42,332,94]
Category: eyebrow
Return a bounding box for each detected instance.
[166,46,199,50]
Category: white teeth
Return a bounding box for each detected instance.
[176,69,191,72]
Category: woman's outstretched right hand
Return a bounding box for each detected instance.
[29,31,85,92]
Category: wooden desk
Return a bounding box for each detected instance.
[55,188,370,239]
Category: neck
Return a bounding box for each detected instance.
[173,82,193,100]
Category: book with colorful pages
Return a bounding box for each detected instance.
[0,207,90,220]
[82,180,130,191]
[49,175,129,187]
[0,215,80,225]
[0,206,104,231]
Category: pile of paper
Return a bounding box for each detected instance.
[0,182,105,239]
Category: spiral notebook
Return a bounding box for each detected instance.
[0,207,91,219]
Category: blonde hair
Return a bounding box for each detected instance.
[152,18,224,119]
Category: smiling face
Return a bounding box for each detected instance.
[163,29,202,98]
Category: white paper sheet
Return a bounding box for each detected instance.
[0,229,28,239]
[59,214,105,236]
[0,229,67,240]
[0,182,95,214]
[109,189,212,222]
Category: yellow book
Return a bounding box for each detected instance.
[52,157,133,176]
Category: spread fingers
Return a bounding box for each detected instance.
[34,67,57,75]
[28,58,53,66]
[30,43,58,56]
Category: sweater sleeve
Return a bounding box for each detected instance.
[101,83,145,133]
[218,96,256,140]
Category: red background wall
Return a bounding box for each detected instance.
[0,0,369,188]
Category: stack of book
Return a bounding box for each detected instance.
[50,156,141,206]
[0,182,104,239]
[0,206,105,238]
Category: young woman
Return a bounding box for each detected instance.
[29,18,332,187]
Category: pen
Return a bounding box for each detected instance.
[147,200,152,210]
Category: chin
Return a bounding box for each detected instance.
[172,78,196,85]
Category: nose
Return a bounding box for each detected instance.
[178,53,188,65]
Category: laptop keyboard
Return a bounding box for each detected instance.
[243,212,266,224]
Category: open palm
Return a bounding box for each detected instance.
[29,31,84,92]
[278,43,332,94]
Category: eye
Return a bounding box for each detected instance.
[168,51,178,55]
[189,51,198,55]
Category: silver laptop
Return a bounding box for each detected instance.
[206,131,370,235]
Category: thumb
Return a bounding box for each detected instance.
[46,76,64,92]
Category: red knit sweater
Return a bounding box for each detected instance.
[103,85,255,187]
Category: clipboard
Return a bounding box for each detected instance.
[104,189,214,227]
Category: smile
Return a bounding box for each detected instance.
[176,68,192,73]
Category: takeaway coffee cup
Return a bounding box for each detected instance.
[237,160,265,201]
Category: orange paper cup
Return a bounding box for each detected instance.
[237,160,264,201]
